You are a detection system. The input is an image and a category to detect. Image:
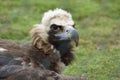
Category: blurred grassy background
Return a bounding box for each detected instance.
[0,0,120,80]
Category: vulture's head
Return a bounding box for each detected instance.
[30,9,79,56]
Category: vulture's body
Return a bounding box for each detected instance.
[0,9,87,80]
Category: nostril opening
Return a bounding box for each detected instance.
[66,30,69,33]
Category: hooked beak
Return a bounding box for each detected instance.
[55,26,79,46]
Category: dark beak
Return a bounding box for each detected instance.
[55,26,79,46]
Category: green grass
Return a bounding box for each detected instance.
[0,0,120,80]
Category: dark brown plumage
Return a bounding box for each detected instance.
[0,9,87,80]
[0,65,86,80]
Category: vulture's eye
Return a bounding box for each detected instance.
[50,24,61,32]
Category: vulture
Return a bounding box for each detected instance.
[0,9,87,80]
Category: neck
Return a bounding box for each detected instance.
[51,41,72,56]
[26,44,65,73]
[49,40,74,65]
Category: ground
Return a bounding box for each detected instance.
[0,0,120,80]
